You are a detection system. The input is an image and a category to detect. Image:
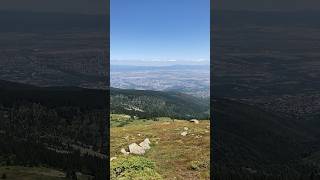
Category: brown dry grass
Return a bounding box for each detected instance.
[110,116,210,180]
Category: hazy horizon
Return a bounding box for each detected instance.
[110,58,210,66]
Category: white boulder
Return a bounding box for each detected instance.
[190,119,199,124]
[139,138,151,150]
[129,143,146,155]
[181,131,188,136]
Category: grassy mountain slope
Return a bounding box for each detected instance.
[110,115,210,179]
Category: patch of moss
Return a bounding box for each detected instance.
[111,156,162,180]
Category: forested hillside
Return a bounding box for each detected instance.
[0,80,107,179]
[110,88,209,119]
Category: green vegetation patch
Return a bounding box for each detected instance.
[0,166,65,180]
[110,156,162,180]
[188,160,209,171]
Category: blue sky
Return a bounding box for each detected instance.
[111,0,210,66]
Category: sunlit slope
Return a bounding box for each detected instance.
[110,116,210,180]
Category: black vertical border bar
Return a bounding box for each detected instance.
[96,0,110,178]
[105,0,110,179]
[210,0,214,179]
[105,0,110,178]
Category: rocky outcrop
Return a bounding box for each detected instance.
[129,143,146,155]
[139,138,151,150]
[121,138,152,155]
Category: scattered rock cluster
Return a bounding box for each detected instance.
[181,126,189,136]
[121,138,151,155]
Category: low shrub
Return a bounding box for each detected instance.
[188,160,208,171]
[111,156,162,180]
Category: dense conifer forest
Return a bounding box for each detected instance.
[0,80,107,179]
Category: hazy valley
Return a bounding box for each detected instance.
[111,65,210,98]
[0,11,108,90]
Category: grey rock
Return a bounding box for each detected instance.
[129,143,145,155]
[139,138,151,150]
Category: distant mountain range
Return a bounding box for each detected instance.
[111,64,209,72]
